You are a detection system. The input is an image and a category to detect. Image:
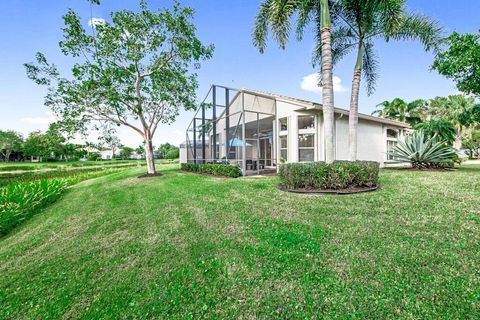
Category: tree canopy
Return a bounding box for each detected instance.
[432,30,480,96]
[25,0,213,174]
[0,130,23,162]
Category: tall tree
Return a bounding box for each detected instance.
[330,0,442,160]
[0,130,23,162]
[432,30,480,96]
[23,131,49,161]
[157,142,173,159]
[25,0,213,175]
[252,0,336,163]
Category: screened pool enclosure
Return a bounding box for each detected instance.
[186,85,277,175]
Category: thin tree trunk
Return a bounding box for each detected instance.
[320,0,335,164]
[348,43,364,161]
[144,135,156,175]
[454,127,462,151]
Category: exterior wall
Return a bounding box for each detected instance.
[179,146,187,163]
[356,119,386,163]
[334,115,406,166]
[275,101,301,163]
[274,102,406,167]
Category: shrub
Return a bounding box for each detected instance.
[279,161,380,190]
[0,165,37,172]
[0,180,66,236]
[165,148,179,159]
[0,168,126,236]
[388,130,457,169]
[181,163,241,178]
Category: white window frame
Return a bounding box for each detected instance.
[386,128,399,162]
[297,115,316,162]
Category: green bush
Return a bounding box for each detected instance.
[279,161,380,190]
[0,180,66,236]
[181,163,241,178]
[0,165,37,172]
[165,148,179,159]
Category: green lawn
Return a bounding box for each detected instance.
[0,165,479,318]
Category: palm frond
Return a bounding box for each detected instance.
[296,0,315,41]
[362,40,378,96]
[387,12,444,53]
[252,0,274,53]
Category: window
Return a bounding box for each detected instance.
[298,115,315,130]
[280,136,288,161]
[387,129,398,139]
[387,140,398,161]
[279,117,288,132]
[386,129,399,161]
[298,133,314,162]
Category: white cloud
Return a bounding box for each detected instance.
[88,17,106,27]
[20,112,56,125]
[300,73,347,94]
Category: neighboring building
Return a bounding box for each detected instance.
[129,152,144,160]
[100,149,115,160]
[182,85,410,175]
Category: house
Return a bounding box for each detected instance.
[181,85,410,175]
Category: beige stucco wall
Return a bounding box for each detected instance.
[335,116,388,163]
[275,100,406,166]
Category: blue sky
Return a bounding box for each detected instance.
[0,0,479,148]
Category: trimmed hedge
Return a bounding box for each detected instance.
[279,161,380,190]
[181,163,241,178]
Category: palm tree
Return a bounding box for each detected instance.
[253,0,335,163]
[429,95,479,150]
[373,98,427,125]
[329,0,442,160]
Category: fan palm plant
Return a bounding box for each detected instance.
[327,0,442,161]
[252,0,336,163]
[388,130,456,169]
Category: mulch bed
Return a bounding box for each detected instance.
[278,184,379,195]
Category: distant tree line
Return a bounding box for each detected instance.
[0,124,180,162]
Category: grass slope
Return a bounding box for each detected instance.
[0,165,479,319]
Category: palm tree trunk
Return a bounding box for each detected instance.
[348,43,364,161]
[320,0,335,164]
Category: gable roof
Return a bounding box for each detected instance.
[241,88,411,128]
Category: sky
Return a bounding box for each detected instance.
[0,0,479,148]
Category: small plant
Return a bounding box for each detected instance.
[388,130,457,169]
[279,161,379,190]
[181,163,241,178]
